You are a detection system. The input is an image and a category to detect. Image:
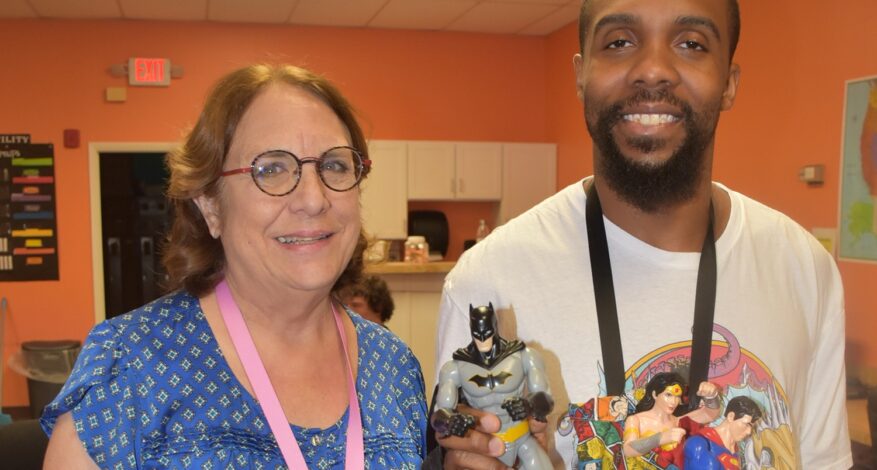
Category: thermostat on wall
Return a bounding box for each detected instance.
[128,57,170,87]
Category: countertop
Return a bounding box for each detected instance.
[848,398,872,445]
[364,261,456,274]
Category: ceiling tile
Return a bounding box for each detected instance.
[518,2,578,35]
[0,0,578,35]
[119,0,207,21]
[446,1,556,34]
[369,0,479,31]
[491,0,567,4]
[208,0,297,23]
[289,0,386,27]
[28,0,120,18]
[0,0,37,17]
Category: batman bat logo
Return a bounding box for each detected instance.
[468,371,513,390]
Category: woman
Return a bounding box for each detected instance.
[42,64,427,468]
[623,372,721,467]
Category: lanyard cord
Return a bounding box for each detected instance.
[215,280,365,469]
[585,182,717,408]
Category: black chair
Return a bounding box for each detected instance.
[0,419,49,470]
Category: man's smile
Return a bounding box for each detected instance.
[622,113,680,126]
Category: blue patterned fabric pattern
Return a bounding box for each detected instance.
[41,291,427,469]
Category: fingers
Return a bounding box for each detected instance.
[528,417,548,435]
[444,449,512,470]
[456,404,501,433]
[435,427,505,457]
[436,406,510,469]
[668,427,687,442]
[697,381,719,398]
[528,417,549,448]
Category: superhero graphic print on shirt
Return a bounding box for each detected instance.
[561,396,633,469]
[562,323,797,470]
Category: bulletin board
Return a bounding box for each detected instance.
[0,136,60,281]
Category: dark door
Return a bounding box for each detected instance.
[99,152,172,319]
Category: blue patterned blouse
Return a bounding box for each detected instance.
[41,291,427,469]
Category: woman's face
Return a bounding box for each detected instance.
[655,384,682,415]
[198,84,361,295]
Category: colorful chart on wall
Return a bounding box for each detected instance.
[839,76,877,263]
[0,138,60,280]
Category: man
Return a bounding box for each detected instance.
[684,396,763,470]
[434,0,851,468]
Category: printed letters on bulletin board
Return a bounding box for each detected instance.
[0,141,60,281]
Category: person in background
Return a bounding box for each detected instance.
[339,274,395,326]
[432,0,850,468]
[41,64,426,469]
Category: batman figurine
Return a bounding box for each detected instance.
[431,303,554,469]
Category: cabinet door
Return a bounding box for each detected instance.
[383,290,440,403]
[385,291,412,346]
[407,141,456,200]
[361,140,408,239]
[498,143,557,225]
[455,142,502,200]
[408,292,441,403]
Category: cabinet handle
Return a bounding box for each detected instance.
[459,178,464,194]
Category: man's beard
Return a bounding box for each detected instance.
[586,89,720,213]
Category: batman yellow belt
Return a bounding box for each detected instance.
[494,420,529,443]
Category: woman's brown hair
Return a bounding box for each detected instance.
[162,64,369,297]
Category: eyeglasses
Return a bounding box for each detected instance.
[220,146,371,197]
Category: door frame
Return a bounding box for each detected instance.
[88,141,178,323]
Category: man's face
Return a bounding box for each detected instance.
[726,412,755,443]
[573,0,740,212]
[345,295,383,324]
[474,336,494,353]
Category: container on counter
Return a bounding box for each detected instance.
[404,235,429,263]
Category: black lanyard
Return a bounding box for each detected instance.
[585,181,717,409]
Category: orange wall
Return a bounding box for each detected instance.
[0,19,549,407]
[408,201,498,260]
[544,1,877,367]
[3,0,877,409]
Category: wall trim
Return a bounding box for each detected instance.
[88,142,178,324]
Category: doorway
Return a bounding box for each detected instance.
[89,142,177,322]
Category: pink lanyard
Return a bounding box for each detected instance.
[215,280,365,469]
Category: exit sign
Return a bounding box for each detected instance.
[128,57,171,86]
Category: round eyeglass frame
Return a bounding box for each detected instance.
[219,146,372,197]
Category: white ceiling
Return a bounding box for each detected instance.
[0,0,582,35]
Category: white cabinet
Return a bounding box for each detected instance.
[498,143,557,225]
[361,140,408,239]
[362,140,556,236]
[379,272,445,404]
[455,142,503,200]
[384,291,441,402]
[407,142,502,201]
[407,142,455,200]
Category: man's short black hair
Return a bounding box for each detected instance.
[578,0,741,61]
[724,395,763,421]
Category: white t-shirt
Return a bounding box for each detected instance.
[436,179,851,469]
